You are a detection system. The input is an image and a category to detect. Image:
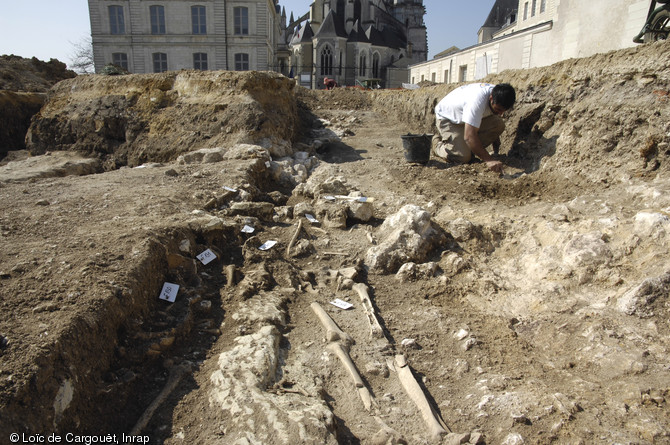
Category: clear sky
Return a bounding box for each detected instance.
[0,0,497,68]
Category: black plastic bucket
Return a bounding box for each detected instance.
[401,133,433,164]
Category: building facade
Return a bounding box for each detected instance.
[286,0,427,89]
[88,0,286,74]
[410,0,651,85]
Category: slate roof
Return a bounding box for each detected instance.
[314,10,348,38]
[347,20,370,43]
[290,21,314,45]
[481,0,518,28]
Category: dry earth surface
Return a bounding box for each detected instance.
[1,40,670,445]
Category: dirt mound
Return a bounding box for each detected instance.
[26,70,298,170]
[1,40,670,445]
[0,55,76,93]
[0,55,76,156]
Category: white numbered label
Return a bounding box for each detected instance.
[159,282,180,303]
[197,249,216,265]
[330,299,353,310]
[258,240,277,251]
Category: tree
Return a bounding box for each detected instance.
[69,36,94,74]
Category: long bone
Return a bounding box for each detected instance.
[352,283,384,338]
[310,302,353,347]
[327,342,373,411]
[311,302,373,410]
[393,354,449,441]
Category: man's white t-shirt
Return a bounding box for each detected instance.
[435,83,495,128]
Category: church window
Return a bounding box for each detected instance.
[336,0,345,22]
[372,53,380,78]
[320,46,333,75]
[359,54,366,76]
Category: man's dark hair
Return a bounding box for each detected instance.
[491,83,516,110]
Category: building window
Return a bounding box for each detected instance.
[109,5,125,34]
[531,0,537,16]
[320,46,333,75]
[234,7,249,35]
[459,65,467,82]
[540,0,546,13]
[192,6,206,34]
[444,69,449,83]
[372,53,380,78]
[112,53,128,70]
[359,54,366,76]
[235,53,249,71]
[153,52,168,73]
[523,2,528,20]
[150,5,166,34]
[193,53,208,70]
[431,72,436,82]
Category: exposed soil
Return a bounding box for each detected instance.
[1,41,670,445]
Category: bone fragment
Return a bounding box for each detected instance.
[128,362,192,440]
[310,302,353,347]
[224,264,236,287]
[352,283,384,338]
[394,354,449,441]
[286,219,303,257]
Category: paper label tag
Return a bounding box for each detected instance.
[324,195,336,201]
[330,298,353,310]
[223,186,237,192]
[258,240,277,251]
[159,282,180,303]
[196,249,216,265]
[305,214,319,223]
[241,225,255,233]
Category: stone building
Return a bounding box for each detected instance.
[410,0,651,85]
[88,0,287,74]
[286,0,427,89]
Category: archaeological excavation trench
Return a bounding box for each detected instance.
[1,40,670,444]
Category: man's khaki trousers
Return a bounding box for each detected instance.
[433,115,505,163]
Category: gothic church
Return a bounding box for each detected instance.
[285,0,427,89]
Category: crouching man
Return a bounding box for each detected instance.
[432,83,516,173]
